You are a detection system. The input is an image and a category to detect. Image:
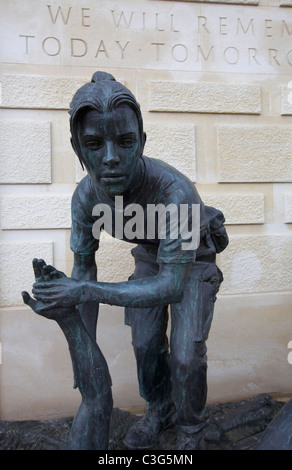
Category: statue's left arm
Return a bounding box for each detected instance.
[32,261,192,309]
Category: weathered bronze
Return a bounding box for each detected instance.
[256,398,292,450]
[22,72,228,450]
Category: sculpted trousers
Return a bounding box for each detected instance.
[125,245,222,428]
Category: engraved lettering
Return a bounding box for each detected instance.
[10,9,292,71]
[82,8,90,27]
[265,19,273,37]
[197,45,214,62]
[282,20,292,36]
[237,18,254,35]
[171,44,188,62]
[224,47,239,64]
[219,17,228,35]
[248,48,260,65]
[155,13,165,32]
[115,40,130,59]
[198,16,210,34]
[19,35,35,54]
[71,38,87,57]
[171,14,179,33]
[111,10,134,28]
[47,5,72,25]
[151,42,165,61]
[269,48,280,65]
[95,40,109,58]
[42,36,61,56]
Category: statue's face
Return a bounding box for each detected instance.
[77,106,144,196]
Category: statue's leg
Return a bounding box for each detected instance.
[170,262,223,449]
[123,247,174,449]
[22,260,112,449]
[77,302,99,342]
[123,301,174,449]
[130,302,171,413]
[57,312,113,450]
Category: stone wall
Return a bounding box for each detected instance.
[0,0,292,420]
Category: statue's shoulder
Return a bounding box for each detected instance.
[142,155,198,199]
[72,174,95,206]
[142,156,180,182]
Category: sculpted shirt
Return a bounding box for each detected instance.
[70,156,210,265]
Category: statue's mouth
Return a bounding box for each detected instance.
[101,175,126,184]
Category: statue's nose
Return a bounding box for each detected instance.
[103,142,120,166]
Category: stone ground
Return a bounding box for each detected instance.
[0,393,285,451]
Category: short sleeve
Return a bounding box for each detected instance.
[156,183,204,265]
[156,204,199,264]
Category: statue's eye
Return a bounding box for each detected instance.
[119,134,137,148]
[85,139,103,150]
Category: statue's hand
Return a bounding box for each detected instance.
[32,258,67,282]
[21,291,73,320]
[31,259,83,308]
[22,259,74,320]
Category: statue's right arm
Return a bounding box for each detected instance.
[72,252,97,282]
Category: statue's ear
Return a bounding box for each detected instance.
[71,137,85,171]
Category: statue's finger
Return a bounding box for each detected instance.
[43,265,55,280]
[32,259,43,281]
[43,265,54,273]
[38,259,47,277]
[32,290,52,302]
[22,291,37,309]
[33,281,57,290]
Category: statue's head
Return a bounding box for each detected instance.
[69,72,146,196]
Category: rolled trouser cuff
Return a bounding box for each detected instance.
[176,409,210,434]
[177,421,208,435]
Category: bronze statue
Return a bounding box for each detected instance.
[22,71,228,450]
[256,398,292,450]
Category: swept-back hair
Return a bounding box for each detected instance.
[69,71,144,169]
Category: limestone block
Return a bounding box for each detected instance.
[144,123,196,181]
[280,0,292,5]
[0,242,53,306]
[208,292,292,404]
[281,85,292,115]
[219,235,292,295]
[149,81,261,114]
[202,193,265,224]
[0,120,51,183]
[0,75,125,110]
[285,194,292,223]
[0,75,88,109]
[0,194,72,229]
[217,126,292,182]
[96,237,135,283]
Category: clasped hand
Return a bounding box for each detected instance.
[31,263,83,309]
[22,259,83,319]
